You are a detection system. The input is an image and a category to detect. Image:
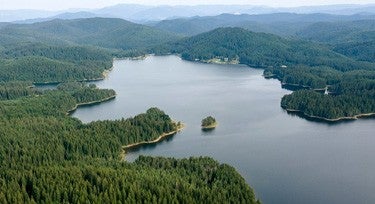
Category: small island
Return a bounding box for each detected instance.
[201,116,218,130]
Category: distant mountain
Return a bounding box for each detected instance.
[0,9,58,22]
[13,12,106,24]
[95,4,152,21]
[151,13,375,36]
[284,4,375,15]
[0,18,181,50]
[0,22,10,29]
[2,4,374,23]
[296,20,375,62]
[53,11,104,20]
[297,20,375,44]
[95,4,270,22]
[99,4,375,22]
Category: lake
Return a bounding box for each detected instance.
[72,55,375,204]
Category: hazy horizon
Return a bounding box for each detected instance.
[0,0,374,11]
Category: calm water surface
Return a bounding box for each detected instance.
[72,55,375,204]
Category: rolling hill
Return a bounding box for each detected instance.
[0,17,182,83]
[296,20,375,44]
[0,18,181,50]
[159,27,372,71]
[150,13,375,36]
[296,20,375,62]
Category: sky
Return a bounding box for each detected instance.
[0,0,374,10]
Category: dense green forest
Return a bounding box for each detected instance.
[0,81,37,100]
[265,66,375,120]
[0,89,176,164]
[57,82,116,105]
[333,40,375,62]
[281,90,375,120]
[296,20,375,45]
[157,27,373,70]
[0,43,114,83]
[0,18,180,83]
[279,70,375,119]
[0,85,259,203]
[296,20,375,63]
[154,27,374,120]
[0,156,258,204]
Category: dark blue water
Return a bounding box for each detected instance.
[72,55,375,204]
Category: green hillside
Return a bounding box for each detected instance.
[161,27,372,71]
[296,20,375,44]
[0,18,182,83]
[0,18,181,50]
[157,27,375,120]
[296,20,375,63]
[0,43,113,83]
[151,13,375,37]
[152,15,375,64]
[334,40,375,62]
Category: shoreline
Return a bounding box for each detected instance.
[66,95,116,115]
[102,66,114,79]
[285,108,375,122]
[281,82,328,92]
[33,64,116,86]
[201,58,240,65]
[121,123,185,160]
[33,77,106,86]
[201,122,218,130]
[264,74,328,91]
[113,55,148,61]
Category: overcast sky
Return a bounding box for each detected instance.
[0,0,374,10]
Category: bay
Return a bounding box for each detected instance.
[72,55,375,204]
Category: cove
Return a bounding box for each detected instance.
[72,55,375,204]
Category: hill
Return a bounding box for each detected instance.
[159,27,371,71]
[150,13,375,65]
[150,13,375,36]
[0,18,181,83]
[95,4,375,22]
[297,20,375,44]
[0,43,114,83]
[296,20,375,62]
[0,18,181,50]
[12,11,107,24]
[1,4,374,23]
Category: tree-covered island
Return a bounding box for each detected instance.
[201,116,218,130]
